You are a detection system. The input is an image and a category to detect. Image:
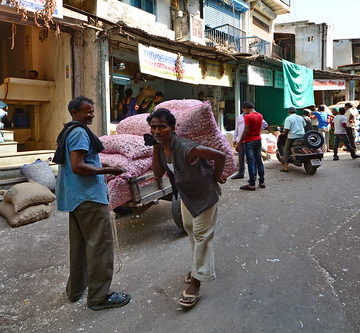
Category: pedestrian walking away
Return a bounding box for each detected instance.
[344,102,358,151]
[281,107,306,172]
[302,109,313,132]
[54,96,131,311]
[238,101,265,190]
[312,105,330,152]
[232,112,246,179]
[333,107,360,160]
[147,108,226,308]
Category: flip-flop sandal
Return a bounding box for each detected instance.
[89,292,131,311]
[178,291,201,308]
[240,185,256,191]
[280,169,289,172]
[184,272,191,284]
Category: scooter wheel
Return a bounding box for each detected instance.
[304,160,317,175]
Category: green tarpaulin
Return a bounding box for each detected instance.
[282,60,314,109]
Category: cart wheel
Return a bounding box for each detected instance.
[171,195,185,233]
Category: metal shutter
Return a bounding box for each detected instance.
[204,0,241,29]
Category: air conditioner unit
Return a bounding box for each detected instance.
[174,13,205,45]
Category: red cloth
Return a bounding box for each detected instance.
[243,112,263,142]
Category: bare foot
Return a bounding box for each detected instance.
[185,277,200,296]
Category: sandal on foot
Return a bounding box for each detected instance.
[240,184,255,191]
[89,292,131,311]
[184,272,191,284]
[178,291,201,308]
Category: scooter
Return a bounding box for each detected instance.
[276,130,324,175]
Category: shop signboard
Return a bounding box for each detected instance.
[274,71,284,89]
[198,60,233,87]
[313,79,346,91]
[138,44,232,87]
[248,65,273,87]
[2,0,63,18]
[138,44,199,85]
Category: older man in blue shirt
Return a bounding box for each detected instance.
[55,96,131,310]
[281,107,306,172]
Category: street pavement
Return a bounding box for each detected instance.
[1,153,360,333]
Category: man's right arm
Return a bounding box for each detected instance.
[152,144,165,178]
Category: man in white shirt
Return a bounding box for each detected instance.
[333,107,359,160]
[281,107,306,172]
[344,102,358,151]
[232,113,246,179]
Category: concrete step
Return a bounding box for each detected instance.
[1,130,14,141]
[0,150,55,168]
[0,141,18,154]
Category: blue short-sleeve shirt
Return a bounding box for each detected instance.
[56,127,109,212]
[313,111,329,129]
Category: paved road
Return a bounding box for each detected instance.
[1,153,359,333]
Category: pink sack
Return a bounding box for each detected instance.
[107,177,132,209]
[116,114,150,136]
[116,100,237,178]
[99,134,152,160]
[99,154,152,180]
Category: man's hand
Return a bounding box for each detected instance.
[235,142,241,152]
[216,175,227,184]
[104,166,126,175]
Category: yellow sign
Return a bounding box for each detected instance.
[138,44,233,87]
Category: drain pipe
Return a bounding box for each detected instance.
[321,23,326,70]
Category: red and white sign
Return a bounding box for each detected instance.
[313,79,346,91]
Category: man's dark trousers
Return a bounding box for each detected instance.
[244,139,265,186]
[334,134,356,157]
[236,142,245,177]
[345,127,356,150]
[66,201,114,307]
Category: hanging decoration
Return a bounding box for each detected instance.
[34,0,60,37]
[175,53,184,81]
[219,62,225,78]
[200,59,208,79]
[0,0,28,20]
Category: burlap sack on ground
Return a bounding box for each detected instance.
[4,182,56,213]
[0,201,51,227]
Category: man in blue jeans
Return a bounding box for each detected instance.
[237,101,265,191]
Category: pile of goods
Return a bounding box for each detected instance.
[0,182,55,227]
[100,99,237,209]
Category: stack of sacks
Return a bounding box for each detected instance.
[116,99,237,177]
[0,182,55,227]
[99,134,153,209]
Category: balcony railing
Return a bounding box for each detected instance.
[205,24,247,53]
[205,25,271,56]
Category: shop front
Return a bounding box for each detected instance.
[107,40,235,133]
[0,9,72,153]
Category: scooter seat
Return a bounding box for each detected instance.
[293,139,304,146]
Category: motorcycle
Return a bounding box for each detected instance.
[276,130,324,175]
